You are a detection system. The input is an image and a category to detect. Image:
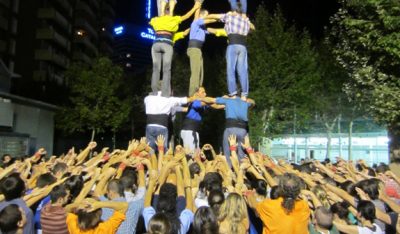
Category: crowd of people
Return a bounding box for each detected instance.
[0,135,400,234]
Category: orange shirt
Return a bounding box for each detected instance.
[256,197,310,234]
[66,211,125,234]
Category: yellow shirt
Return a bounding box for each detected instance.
[149,16,182,33]
[215,29,228,37]
[173,31,186,43]
[256,197,310,234]
[66,211,126,234]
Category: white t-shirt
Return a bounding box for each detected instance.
[357,224,384,234]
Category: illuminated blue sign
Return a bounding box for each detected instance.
[146,0,152,19]
[140,28,155,40]
[114,26,124,35]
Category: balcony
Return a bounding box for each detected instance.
[87,0,99,10]
[99,41,113,55]
[0,39,6,52]
[55,0,73,17]
[102,2,115,17]
[37,8,71,32]
[72,51,92,65]
[75,19,98,40]
[0,0,10,8]
[33,70,47,82]
[74,36,98,56]
[100,30,113,43]
[34,49,69,69]
[0,16,8,31]
[36,28,71,51]
[76,1,96,20]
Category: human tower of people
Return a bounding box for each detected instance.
[0,0,399,234]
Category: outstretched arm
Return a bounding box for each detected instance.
[181,2,201,21]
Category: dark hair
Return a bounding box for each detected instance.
[354,179,379,200]
[203,172,223,192]
[331,201,350,222]
[0,204,22,233]
[339,180,354,194]
[148,213,172,234]
[279,173,301,214]
[107,179,124,197]
[52,162,68,175]
[1,154,14,167]
[36,173,56,188]
[189,163,201,179]
[252,179,267,196]
[65,175,84,202]
[270,185,281,199]
[366,167,376,177]
[157,183,179,234]
[193,207,219,234]
[0,173,25,201]
[357,200,376,222]
[375,164,389,174]
[77,209,102,230]
[50,185,68,203]
[208,190,225,216]
[120,174,138,193]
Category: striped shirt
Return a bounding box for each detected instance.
[40,203,68,234]
[220,12,251,36]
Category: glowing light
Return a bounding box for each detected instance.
[114,26,124,35]
[146,0,152,19]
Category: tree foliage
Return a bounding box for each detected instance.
[247,5,321,141]
[57,57,131,139]
[330,0,400,134]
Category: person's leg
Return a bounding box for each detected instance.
[199,50,204,87]
[187,48,202,96]
[234,128,248,161]
[226,45,238,96]
[146,125,157,151]
[151,43,162,95]
[223,128,233,167]
[240,0,247,13]
[236,45,249,97]
[229,0,238,11]
[159,127,169,150]
[161,44,173,97]
[169,0,177,16]
[181,130,195,152]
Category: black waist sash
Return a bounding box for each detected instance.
[188,39,204,49]
[225,118,248,129]
[228,34,247,46]
[147,114,169,127]
[182,118,201,132]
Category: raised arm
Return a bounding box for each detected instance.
[181,2,201,21]
[76,142,97,165]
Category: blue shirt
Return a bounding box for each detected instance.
[189,19,208,41]
[0,199,35,234]
[185,100,207,122]
[216,97,250,121]
[34,195,51,230]
[100,196,144,234]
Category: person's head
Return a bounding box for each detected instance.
[193,206,218,234]
[36,173,56,188]
[120,171,138,193]
[2,154,12,164]
[207,190,225,216]
[203,172,223,194]
[50,185,69,206]
[0,173,25,201]
[357,200,376,223]
[312,185,330,209]
[106,179,124,199]
[252,179,267,197]
[331,201,350,222]
[199,9,209,18]
[51,162,68,179]
[279,173,302,214]
[269,185,281,199]
[339,180,354,194]
[147,213,172,234]
[354,179,380,200]
[189,162,201,179]
[76,208,102,231]
[218,193,248,234]
[195,87,207,98]
[375,163,389,174]
[65,175,84,202]
[0,204,26,233]
[314,206,333,230]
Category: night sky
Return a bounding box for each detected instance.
[115,0,340,38]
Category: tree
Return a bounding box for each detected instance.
[58,57,132,141]
[330,0,400,155]
[247,5,321,145]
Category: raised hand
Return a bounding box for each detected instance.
[228,135,237,147]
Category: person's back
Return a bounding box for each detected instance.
[257,197,310,234]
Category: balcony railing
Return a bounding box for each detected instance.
[0,0,10,8]
[55,0,73,17]
[0,16,8,31]
[74,36,98,56]
[72,51,92,65]
[102,2,115,17]
[0,39,6,52]
[76,1,96,20]
[37,8,71,32]
[34,49,69,68]
[75,19,98,40]
[36,28,71,51]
